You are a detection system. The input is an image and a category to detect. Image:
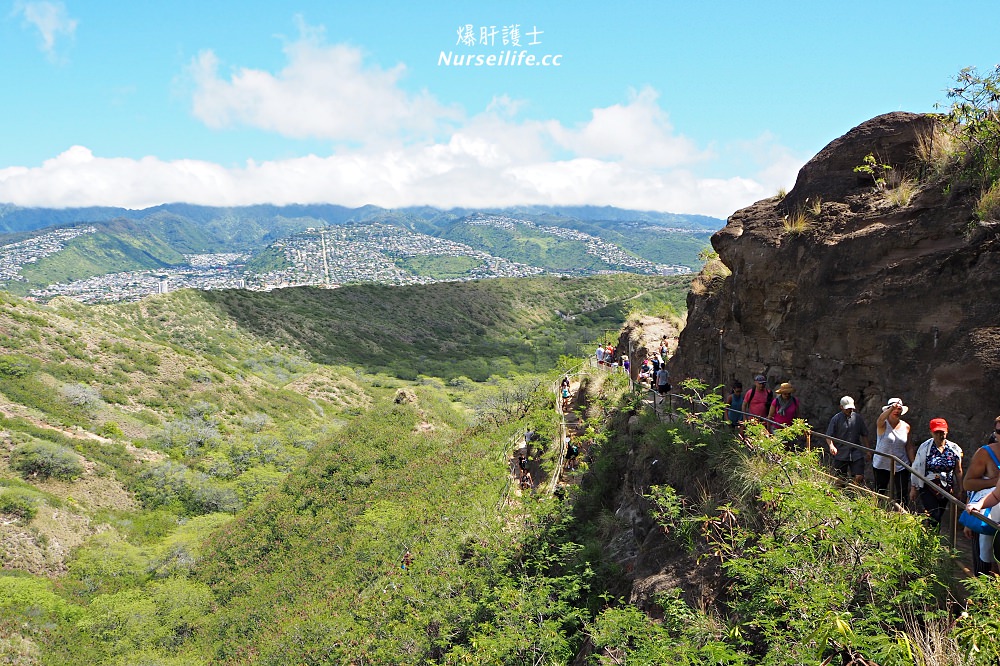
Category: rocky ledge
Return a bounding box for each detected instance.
[668,111,1000,445]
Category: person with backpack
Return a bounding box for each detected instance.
[742,374,773,423]
[659,336,670,363]
[768,382,799,429]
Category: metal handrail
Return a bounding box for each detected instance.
[711,402,1000,532]
[550,360,589,494]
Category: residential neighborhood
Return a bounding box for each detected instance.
[2,218,692,304]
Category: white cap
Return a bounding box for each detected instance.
[840,396,856,410]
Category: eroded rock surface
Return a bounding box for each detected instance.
[669,111,1000,445]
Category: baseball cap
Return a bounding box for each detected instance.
[929,418,948,433]
[840,396,855,410]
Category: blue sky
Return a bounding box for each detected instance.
[0,1,997,219]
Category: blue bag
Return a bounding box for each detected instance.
[960,447,1000,536]
[960,502,996,536]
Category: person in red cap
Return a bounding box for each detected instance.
[910,418,964,527]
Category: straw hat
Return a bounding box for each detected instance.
[776,382,795,395]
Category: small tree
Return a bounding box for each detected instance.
[942,65,1000,188]
[854,152,893,191]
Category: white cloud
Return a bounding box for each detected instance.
[0,142,779,219]
[548,87,709,168]
[14,0,77,60]
[188,25,460,143]
[0,25,805,219]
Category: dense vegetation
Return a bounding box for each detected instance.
[1,267,999,665]
[199,275,687,380]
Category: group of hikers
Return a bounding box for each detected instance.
[595,344,626,371]
[723,373,1000,574]
[633,337,673,404]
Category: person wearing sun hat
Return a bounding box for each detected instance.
[767,382,799,430]
[910,418,964,527]
[873,397,912,503]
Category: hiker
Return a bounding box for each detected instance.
[605,346,615,367]
[518,454,528,473]
[561,385,571,409]
[524,428,536,447]
[520,470,534,490]
[963,433,1000,574]
[561,376,570,390]
[638,358,652,385]
[910,418,963,527]
[401,550,413,570]
[655,366,670,404]
[767,382,799,429]
[725,381,744,430]
[825,396,871,486]
[984,415,1000,446]
[622,356,630,376]
[741,374,773,424]
[659,336,670,363]
[595,345,605,367]
[566,441,579,469]
[873,398,912,503]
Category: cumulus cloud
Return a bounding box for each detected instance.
[0,22,806,219]
[0,140,788,218]
[188,23,460,143]
[548,87,708,168]
[14,0,77,60]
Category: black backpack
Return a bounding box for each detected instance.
[745,387,773,413]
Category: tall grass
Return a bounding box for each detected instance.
[885,178,918,207]
[976,180,1000,220]
[916,125,961,180]
[782,209,812,235]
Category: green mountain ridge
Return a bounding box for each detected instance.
[0,205,716,299]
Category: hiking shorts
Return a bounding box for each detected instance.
[834,457,865,478]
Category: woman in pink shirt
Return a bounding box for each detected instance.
[768,382,799,429]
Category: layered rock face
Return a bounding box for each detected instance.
[668,111,1000,447]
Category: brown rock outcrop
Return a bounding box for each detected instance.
[668,111,1000,447]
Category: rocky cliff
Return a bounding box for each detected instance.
[668,111,1000,447]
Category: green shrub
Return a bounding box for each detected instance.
[0,354,38,378]
[99,421,125,438]
[0,489,38,522]
[9,441,84,481]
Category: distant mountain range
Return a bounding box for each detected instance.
[0,203,723,301]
